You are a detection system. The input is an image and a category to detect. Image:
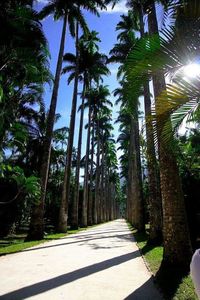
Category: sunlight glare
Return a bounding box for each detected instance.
[183,63,200,78]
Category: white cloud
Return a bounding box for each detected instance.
[36,0,48,3]
[101,0,128,14]
[37,0,128,13]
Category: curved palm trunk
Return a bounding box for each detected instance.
[138,4,162,243]
[81,99,92,227]
[27,13,68,240]
[58,22,79,232]
[148,2,192,267]
[71,80,86,230]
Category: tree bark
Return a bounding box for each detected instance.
[81,99,92,227]
[88,118,95,225]
[100,144,106,222]
[127,126,133,223]
[103,161,110,222]
[71,80,86,229]
[27,13,68,240]
[132,114,145,231]
[94,122,100,224]
[138,3,162,243]
[144,82,163,243]
[58,21,79,232]
[148,2,192,267]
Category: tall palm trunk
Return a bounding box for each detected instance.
[94,121,100,224]
[148,2,192,267]
[127,130,133,223]
[104,160,109,221]
[71,79,86,229]
[131,115,145,231]
[127,113,144,230]
[88,118,94,225]
[58,21,79,232]
[107,169,111,221]
[100,143,105,222]
[110,183,115,220]
[27,13,68,240]
[81,99,92,227]
[138,3,162,243]
[144,82,162,242]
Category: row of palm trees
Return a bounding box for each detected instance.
[1,0,199,272]
[0,0,121,237]
[112,0,200,269]
[24,0,121,239]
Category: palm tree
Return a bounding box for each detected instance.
[89,86,112,224]
[110,16,145,230]
[61,32,109,229]
[117,127,130,217]
[57,20,80,232]
[0,2,52,240]
[81,85,112,226]
[29,0,106,239]
[94,108,113,222]
[114,85,132,221]
[126,0,194,267]
[147,0,192,267]
[104,139,119,220]
[93,107,113,223]
[127,0,162,242]
[0,2,50,150]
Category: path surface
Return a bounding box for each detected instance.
[0,219,162,300]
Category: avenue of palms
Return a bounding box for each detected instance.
[0,0,200,299]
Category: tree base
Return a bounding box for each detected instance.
[155,260,189,299]
[26,225,44,241]
[70,224,79,230]
[56,225,68,233]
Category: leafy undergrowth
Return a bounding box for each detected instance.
[0,227,90,256]
[128,224,198,300]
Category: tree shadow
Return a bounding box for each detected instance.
[124,277,162,300]
[50,229,131,240]
[155,261,189,300]
[0,251,139,300]
[88,243,124,250]
[140,243,156,255]
[0,233,134,256]
[133,231,148,243]
[133,231,162,255]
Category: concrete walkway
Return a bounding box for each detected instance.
[0,219,162,300]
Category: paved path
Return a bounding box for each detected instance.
[0,219,162,300]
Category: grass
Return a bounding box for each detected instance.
[0,226,92,256]
[128,223,198,300]
[0,220,109,256]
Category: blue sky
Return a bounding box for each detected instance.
[34,1,129,155]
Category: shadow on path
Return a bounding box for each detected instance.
[124,278,162,300]
[58,230,132,240]
[2,233,134,255]
[0,251,139,300]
